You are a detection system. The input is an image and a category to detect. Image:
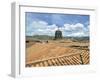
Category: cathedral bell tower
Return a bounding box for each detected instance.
[54,27,62,40]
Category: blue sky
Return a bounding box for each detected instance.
[25,12,90,37]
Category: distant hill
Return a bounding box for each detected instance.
[26,35,54,41]
[26,35,89,42]
[67,37,89,42]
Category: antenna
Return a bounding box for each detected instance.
[57,26,60,30]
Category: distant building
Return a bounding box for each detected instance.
[54,28,62,40]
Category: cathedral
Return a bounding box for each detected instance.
[54,28,62,40]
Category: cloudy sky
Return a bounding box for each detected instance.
[25,12,90,37]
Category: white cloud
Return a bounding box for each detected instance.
[26,20,89,37]
[31,20,48,29]
[26,20,58,36]
[63,23,84,31]
[62,23,89,37]
[67,32,86,37]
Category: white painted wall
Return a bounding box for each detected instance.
[0,0,100,80]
